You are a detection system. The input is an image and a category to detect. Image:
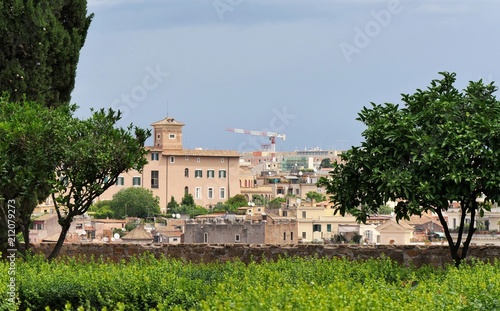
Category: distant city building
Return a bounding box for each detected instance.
[240,149,343,173]
[183,211,297,245]
[98,117,241,212]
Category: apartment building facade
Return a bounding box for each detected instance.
[98,117,241,213]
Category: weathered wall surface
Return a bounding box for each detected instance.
[30,243,500,268]
[184,223,267,244]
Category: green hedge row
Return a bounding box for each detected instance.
[1,254,499,310]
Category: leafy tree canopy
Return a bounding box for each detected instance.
[166,196,180,212]
[305,191,326,203]
[88,200,113,219]
[0,95,73,256]
[319,158,333,169]
[50,108,150,259]
[168,194,208,217]
[227,194,248,208]
[318,72,500,267]
[0,0,93,107]
[268,197,285,209]
[110,187,160,219]
[181,193,195,207]
[251,194,266,206]
[377,204,394,216]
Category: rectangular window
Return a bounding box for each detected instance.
[277,188,285,195]
[282,211,288,217]
[151,171,159,189]
[219,170,227,178]
[170,156,175,163]
[219,187,226,199]
[208,187,214,199]
[169,134,176,139]
[295,188,300,195]
[302,211,306,218]
[365,230,373,242]
[195,187,202,199]
[195,169,202,178]
[151,152,159,161]
[133,177,141,186]
[327,224,332,232]
[207,170,215,178]
[302,232,306,239]
[204,232,208,243]
[291,232,294,241]
[235,234,240,242]
[116,176,124,186]
[283,232,286,241]
[313,224,322,232]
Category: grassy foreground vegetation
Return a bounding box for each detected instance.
[1,254,500,310]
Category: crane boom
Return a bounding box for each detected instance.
[225,128,286,153]
[226,128,286,140]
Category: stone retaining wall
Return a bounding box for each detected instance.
[30,243,500,268]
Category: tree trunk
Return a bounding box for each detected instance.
[436,205,472,268]
[47,218,72,261]
[456,204,476,267]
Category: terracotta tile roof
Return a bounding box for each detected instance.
[91,219,127,224]
[376,219,414,231]
[150,117,185,126]
[407,215,438,225]
[367,215,392,221]
[396,220,418,230]
[41,233,60,243]
[33,214,58,221]
[122,226,153,240]
[154,219,185,231]
[162,149,240,157]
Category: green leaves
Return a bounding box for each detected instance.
[0,95,74,254]
[320,72,500,266]
[49,108,151,258]
[4,255,500,310]
[110,188,160,219]
[0,0,93,107]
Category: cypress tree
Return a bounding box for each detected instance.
[0,0,93,107]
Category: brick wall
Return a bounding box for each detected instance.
[30,243,500,268]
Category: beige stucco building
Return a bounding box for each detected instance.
[376,219,414,245]
[98,117,241,213]
[272,199,359,243]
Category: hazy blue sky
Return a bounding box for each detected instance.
[71,0,500,152]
